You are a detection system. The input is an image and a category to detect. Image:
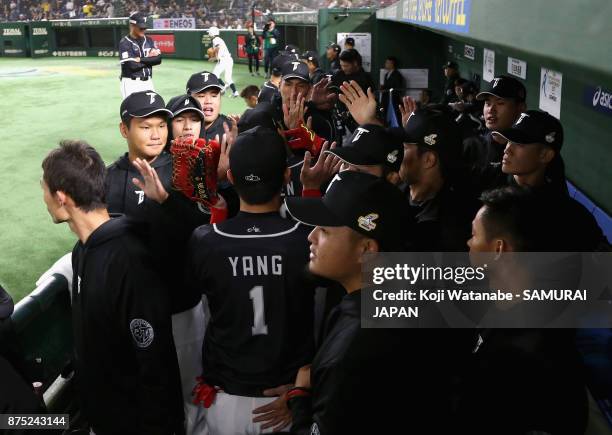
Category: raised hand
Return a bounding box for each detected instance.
[283,92,306,130]
[399,95,418,127]
[308,77,337,111]
[338,80,381,126]
[215,133,231,181]
[131,158,169,204]
[300,141,341,191]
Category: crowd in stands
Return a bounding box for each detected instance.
[0,0,393,25]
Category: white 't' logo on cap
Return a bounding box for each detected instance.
[201,72,210,82]
[492,78,501,88]
[146,92,157,104]
[352,127,370,143]
[325,173,342,193]
[516,113,530,125]
[291,61,301,71]
[184,98,190,106]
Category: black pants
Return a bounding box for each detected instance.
[264,48,278,74]
[248,53,259,73]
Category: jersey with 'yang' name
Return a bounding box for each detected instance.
[186,211,315,396]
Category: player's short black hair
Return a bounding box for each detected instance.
[386,56,399,69]
[339,49,361,65]
[42,140,106,212]
[240,85,260,99]
[479,186,543,251]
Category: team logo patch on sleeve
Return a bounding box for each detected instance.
[130,318,154,348]
[121,51,128,59]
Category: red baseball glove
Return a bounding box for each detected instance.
[170,136,221,207]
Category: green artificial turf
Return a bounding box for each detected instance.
[0,57,261,302]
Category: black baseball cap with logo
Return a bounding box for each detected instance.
[129,12,148,29]
[476,75,526,102]
[165,94,204,120]
[281,61,310,83]
[327,43,341,54]
[285,171,406,249]
[443,61,458,70]
[186,71,224,94]
[300,50,319,62]
[345,37,355,46]
[325,124,403,172]
[120,91,172,123]
[492,110,564,151]
[403,108,462,166]
[285,44,299,53]
[271,53,293,75]
[230,126,287,190]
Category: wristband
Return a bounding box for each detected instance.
[301,188,322,198]
[286,387,312,400]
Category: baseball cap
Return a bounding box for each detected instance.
[281,61,310,83]
[300,50,319,62]
[237,102,278,133]
[128,12,148,29]
[326,43,341,54]
[208,26,220,37]
[186,71,224,94]
[165,94,204,120]
[403,109,462,165]
[443,61,458,69]
[325,124,403,172]
[492,110,564,151]
[271,53,293,75]
[345,37,355,46]
[120,91,172,123]
[285,171,406,248]
[284,44,299,53]
[230,126,287,188]
[476,75,526,102]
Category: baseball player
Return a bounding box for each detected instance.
[118,12,161,99]
[283,170,423,434]
[208,26,239,97]
[186,126,316,434]
[41,140,184,434]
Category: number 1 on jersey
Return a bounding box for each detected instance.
[249,286,268,335]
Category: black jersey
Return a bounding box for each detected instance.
[200,113,231,142]
[258,80,280,104]
[118,35,161,80]
[283,153,304,197]
[186,211,315,396]
[71,217,183,434]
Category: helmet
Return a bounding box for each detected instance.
[208,26,220,37]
